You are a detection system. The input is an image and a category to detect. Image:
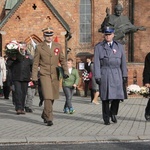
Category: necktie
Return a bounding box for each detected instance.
[109,43,112,49]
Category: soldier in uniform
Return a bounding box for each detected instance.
[94,26,128,125]
[32,27,69,126]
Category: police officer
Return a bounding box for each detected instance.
[94,26,128,125]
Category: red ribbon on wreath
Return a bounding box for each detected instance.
[54,48,59,55]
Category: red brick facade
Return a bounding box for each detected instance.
[0,0,150,89]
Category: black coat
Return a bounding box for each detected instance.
[143,52,150,84]
[85,62,93,73]
[7,56,32,82]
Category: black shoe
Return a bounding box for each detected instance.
[28,108,33,113]
[47,121,53,126]
[25,107,29,112]
[25,107,33,113]
[39,100,43,107]
[4,97,9,99]
[145,114,150,121]
[41,115,47,123]
[104,121,110,125]
[111,115,117,123]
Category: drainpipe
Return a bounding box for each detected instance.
[129,0,134,62]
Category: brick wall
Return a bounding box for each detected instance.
[127,63,144,86]
[0,0,149,90]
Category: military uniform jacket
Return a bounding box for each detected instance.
[32,41,68,100]
[94,40,127,100]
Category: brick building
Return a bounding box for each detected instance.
[0,0,150,93]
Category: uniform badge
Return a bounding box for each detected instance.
[113,49,117,54]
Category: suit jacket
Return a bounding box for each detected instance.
[32,41,68,99]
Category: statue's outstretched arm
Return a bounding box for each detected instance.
[137,26,146,31]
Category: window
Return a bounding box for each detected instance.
[80,0,91,43]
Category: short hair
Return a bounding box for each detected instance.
[67,58,73,62]
[86,56,92,60]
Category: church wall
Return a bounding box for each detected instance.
[0,0,150,88]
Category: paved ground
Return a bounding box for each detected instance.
[0,92,150,144]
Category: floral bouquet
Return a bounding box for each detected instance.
[139,86,150,98]
[82,70,90,81]
[5,40,21,58]
[127,84,141,95]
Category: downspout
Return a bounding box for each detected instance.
[129,0,134,62]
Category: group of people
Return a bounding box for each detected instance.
[1,23,149,127]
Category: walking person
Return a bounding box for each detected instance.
[3,55,11,99]
[7,42,32,115]
[32,27,69,126]
[90,63,100,104]
[94,26,128,125]
[143,52,150,121]
[62,58,79,114]
[0,56,6,97]
[24,81,35,113]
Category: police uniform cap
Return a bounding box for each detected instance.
[104,26,115,35]
[42,27,54,36]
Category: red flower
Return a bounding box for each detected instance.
[54,48,59,55]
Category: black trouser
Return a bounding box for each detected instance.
[13,81,28,111]
[84,80,90,97]
[3,86,10,98]
[145,99,150,115]
[102,99,120,122]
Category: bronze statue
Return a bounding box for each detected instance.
[98,4,146,44]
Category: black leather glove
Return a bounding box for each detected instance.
[95,78,101,85]
[63,74,69,79]
[123,77,128,84]
[32,80,38,86]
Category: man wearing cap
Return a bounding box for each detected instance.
[32,27,69,126]
[94,26,128,125]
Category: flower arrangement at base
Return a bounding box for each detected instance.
[5,40,22,58]
[127,84,141,95]
[139,86,150,98]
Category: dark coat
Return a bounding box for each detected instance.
[7,56,32,82]
[94,40,128,100]
[143,52,150,84]
[85,62,93,73]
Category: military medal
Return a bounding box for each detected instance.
[54,48,59,55]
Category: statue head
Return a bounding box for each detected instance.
[114,4,123,16]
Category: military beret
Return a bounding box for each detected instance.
[42,27,54,36]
